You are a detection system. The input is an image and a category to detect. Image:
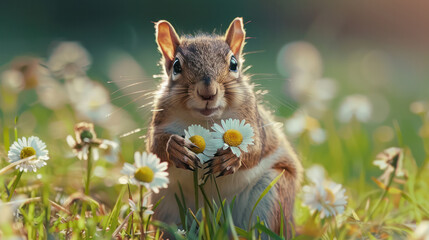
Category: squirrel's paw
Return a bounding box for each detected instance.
[166,134,199,171]
[205,148,241,177]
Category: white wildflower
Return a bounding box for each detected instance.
[66,77,112,124]
[302,165,348,218]
[1,69,24,93]
[277,41,323,79]
[285,110,326,144]
[288,74,337,116]
[66,122,104,161]
[302,181,348,218]
[278,42,337,116]
[7,136,49,172]
[373,147,405,184]
[184,125,218,163]
[338,94,372,123]
[48,42,91,79]
[211,119,255,157]
[36,66,68,110]
[121,152,169,193]
[101,139,120,163]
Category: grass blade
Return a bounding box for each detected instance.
[248,170,284,230]
[174,193,186,228]
[103,185,126,230]
[254,222,283,240]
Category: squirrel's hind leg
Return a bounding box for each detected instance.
[231,167,299,239]
[231,170,282,239]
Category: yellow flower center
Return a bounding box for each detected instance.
[324,187,336,204]
[20,147,36,159]
[223,129,243,147]
[189,135,206,154]
[134,166,155,183]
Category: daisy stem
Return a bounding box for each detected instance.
[367,164,396,220]
[85,146,92,196]
[7,171,23,201]
[81,146,92,217]
[139,185,145,240]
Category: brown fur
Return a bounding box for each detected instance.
[146,18,302,238]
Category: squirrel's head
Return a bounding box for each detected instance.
[155,18,247,119]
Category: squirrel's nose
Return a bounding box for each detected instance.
[198,89,217,101]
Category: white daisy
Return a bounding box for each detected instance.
[7,136,49,172]
[67,135,91,161]
[36,66,68,110]
[48,42,91,79]
[211,119,254,157]
[373,147,405,184]
[66,122,104,161]
[288,74,337,116]
[278,42,337,116]
[66,78,113,125]
[184,125,218,163]
[338,94,372,123]
[1,69,24,93]
[121,152,169,193]
[9,57,41,90]
[100,139,120,163]
[277,41,323,79]
[302,180,348,218]
[285,110,326,144]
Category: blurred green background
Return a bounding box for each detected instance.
[1,0,429,182]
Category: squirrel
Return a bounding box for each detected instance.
[146,17,303,238]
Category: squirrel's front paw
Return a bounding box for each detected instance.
[166,134,199,171]
[205,148,241,177]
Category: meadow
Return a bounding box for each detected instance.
[1,2,429,239]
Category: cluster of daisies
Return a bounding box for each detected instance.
[301,165,348,218]
[301,146,405,219]
[3,118,254,192]
[280,42,375,146]
[121,118,255,193]
[184,118,255,163]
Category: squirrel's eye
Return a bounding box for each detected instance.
[173,58,182,75]
[229,56,238,72]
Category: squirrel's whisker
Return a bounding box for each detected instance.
[107,93,152,117]
[111,90,155,101]
[111,82,153,94]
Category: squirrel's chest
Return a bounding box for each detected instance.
[164,146,284,203]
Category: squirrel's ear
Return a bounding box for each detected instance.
[225,17,246,57]
[155,20,180,69]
